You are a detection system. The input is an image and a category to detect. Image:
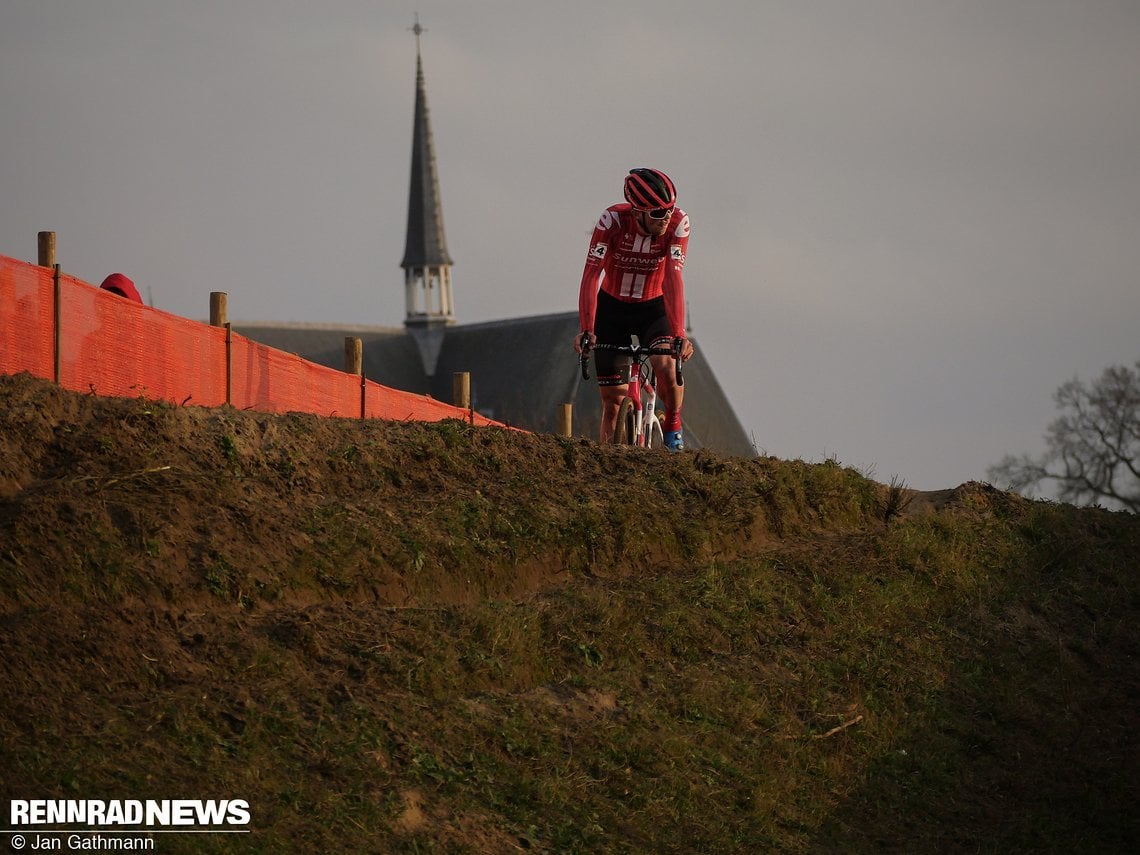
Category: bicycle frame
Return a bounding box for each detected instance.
[621,356,657,447]
[579,338,682,448]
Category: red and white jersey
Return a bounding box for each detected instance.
[578,203,690,338]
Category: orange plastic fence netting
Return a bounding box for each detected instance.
[0,253,507,428]
[0,257,54,380]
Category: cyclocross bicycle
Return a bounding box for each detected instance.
[579,336,684,447]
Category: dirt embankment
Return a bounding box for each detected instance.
[0,371,894,615]
[2,371,1136,854]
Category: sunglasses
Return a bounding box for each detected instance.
[644,206,674,220]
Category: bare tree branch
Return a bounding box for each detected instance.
[987,360,1140,512]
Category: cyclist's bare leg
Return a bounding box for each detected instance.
[599,384,629,443]
[650,354,682,418]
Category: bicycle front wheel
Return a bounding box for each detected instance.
[646,412,665,449]
[614,397,638,445]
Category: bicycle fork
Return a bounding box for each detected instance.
[629,364,658,447]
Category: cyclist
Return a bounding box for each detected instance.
[574,167,694,449]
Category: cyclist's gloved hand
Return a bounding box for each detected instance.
[575,332,596,354]
[674,336,694,362]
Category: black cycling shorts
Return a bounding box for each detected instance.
[593,291,673,387]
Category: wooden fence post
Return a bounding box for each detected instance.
[346,336,365,419]
[210,292,228,327]
[344,337,362,376]
[453,372,473,424]
[210,293,231,405]
[38,231,56,268]
[558,403,573,438]
[453,372,470,410]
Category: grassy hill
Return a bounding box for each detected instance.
[1,371,1137,853]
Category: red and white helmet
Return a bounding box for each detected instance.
[623,167,677,213]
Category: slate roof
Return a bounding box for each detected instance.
[232,322,428,393]
[236,314,756,458]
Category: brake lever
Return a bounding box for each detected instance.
[579,333,592,380]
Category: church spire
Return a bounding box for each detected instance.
[401,14,455,327]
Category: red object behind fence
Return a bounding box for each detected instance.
[0,253,506,428]
[99,273,143,304]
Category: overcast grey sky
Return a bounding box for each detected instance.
[3,1,1138,490]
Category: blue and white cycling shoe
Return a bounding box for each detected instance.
[664,429,685,452]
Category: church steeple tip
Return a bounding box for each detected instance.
[401,14,455,328]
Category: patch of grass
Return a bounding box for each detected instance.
[880,475,913,523]
[200,554,260,610]
[217,433,241,475]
